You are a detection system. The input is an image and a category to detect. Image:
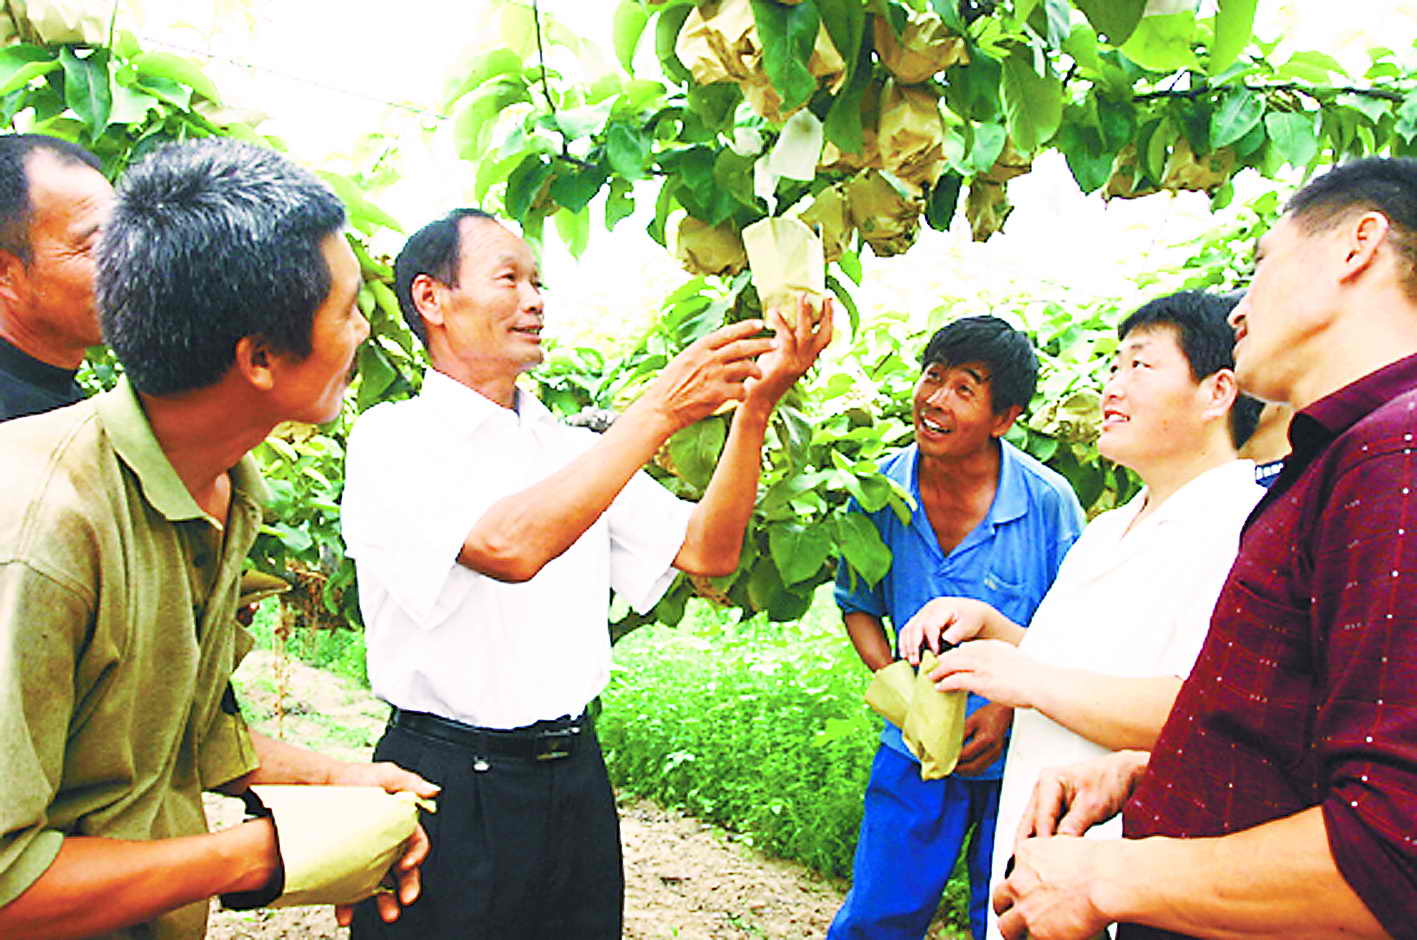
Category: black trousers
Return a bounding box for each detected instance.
[349,714,623,939]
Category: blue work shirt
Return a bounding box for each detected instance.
[835,440,1084,779]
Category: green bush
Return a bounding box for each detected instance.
[600,590,875,877]
[599,588,971,932]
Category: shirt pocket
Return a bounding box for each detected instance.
[1206,576,1318,787]
[980,566,1031,624]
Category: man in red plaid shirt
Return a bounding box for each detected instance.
[990,158,1417,940]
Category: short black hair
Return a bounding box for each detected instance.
[1286,157,1417,301]
[98,139,346,396]
[921,315,1038,414]
[0,133,102,263]
[1119,290,1262,448]
[394,207,496,347]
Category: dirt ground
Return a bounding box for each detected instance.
[205,650,851,939]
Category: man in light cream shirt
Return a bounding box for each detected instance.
[340,208,831,938]
[897,291,1263,939]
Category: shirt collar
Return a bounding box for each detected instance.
[1127,459,1257,527]
[421,368,558,429]
[0,334,79,392]
[905,438,1028,527]
[1291,352,1417,459]
[94,376,268,523]
[989,440,1031,524]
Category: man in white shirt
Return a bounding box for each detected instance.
[341,208,831,938]
[896,291,1264,939]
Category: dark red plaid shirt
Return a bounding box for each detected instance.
[1120,354,1417,940]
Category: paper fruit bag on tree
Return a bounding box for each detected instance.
[863,651,966,781]
[741,215,829,322]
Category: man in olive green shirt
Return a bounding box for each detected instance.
[0,139,436,938]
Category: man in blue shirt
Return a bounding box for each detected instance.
[829,316,1084,940]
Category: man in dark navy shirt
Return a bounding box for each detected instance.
[0,134,113,421]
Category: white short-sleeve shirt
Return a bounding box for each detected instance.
[341,370,694,729]
[987,459,1263,939]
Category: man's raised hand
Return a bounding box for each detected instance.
[640,320,776,430]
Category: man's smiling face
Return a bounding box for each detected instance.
[912,360,1014,462]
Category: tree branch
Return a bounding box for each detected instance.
[530,0,600,173]
[1133,81,1406,104]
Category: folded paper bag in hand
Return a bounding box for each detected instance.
[221,785,435,910]
[864,652,966,780]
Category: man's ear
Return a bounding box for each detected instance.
[1201,369,1240,423]
[233,335,277,392]
[409,273,445,331]
[990,403,1025,438]
[0,249,27,305]
[1339,210,1390,284]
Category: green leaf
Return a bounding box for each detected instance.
[317,172,403,235]
[1344,93,1391,126]
[549,162,610,213]
[1263,111,1318,168]
[836,249,862,285]
[768,523,833,586]
[750,0,821,116]
[505,155,554,221]
[1398,93,1417,145]
[1277,50,1344,83]
[606,122,651,180]
[825,274,860,335]
[553,206,591,258]
[1209,0,1256,75]
[655,5,694,85]
[925,173,962,231]
[0,57,60,98]
[966,121,1007,174]
[1072,0,1145,44]
[1210,88,1264,148]
[60,49,112,142]
[834,513,892,587]
[605,176,636,229]
[1057,123,1113,194]
[356,343,397,411]
[999,50,1061,153]
[1120,12,1200,72]
[713,149,758,209]
[817,0,866,84]
[129,72,190,110]
[442,48,525,109]
[107,81,158,126]
[613,0,652,73]
[131,52,221,103]
[668,417,728,490]
[824,36,872,155]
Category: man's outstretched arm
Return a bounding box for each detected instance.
[457,319,776,582]
[0,821,278,940]
[675,299,833,575]
[995,806,1385,940]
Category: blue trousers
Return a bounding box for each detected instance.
[828,743,1001,940]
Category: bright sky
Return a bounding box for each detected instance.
[121,0,1417,348]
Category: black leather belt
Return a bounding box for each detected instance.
[389,707,584,762]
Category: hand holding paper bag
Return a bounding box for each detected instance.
[864,652,967,780]
[742,215,828,320]
[223,785,435,910]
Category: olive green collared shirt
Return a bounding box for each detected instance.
[0,378,265,940]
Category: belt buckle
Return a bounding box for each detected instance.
[534,726,578,761]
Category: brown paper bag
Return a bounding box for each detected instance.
[863,652,967,781]
[251,785,434,908]
[741,216,828,317]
